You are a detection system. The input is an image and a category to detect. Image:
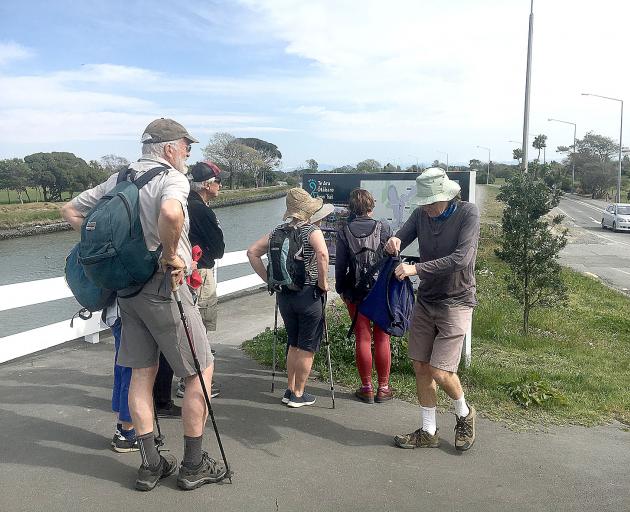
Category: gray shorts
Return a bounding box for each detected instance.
[407,299,473,372]
[117,271,213,377]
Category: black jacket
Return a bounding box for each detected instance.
[187,190,225,269]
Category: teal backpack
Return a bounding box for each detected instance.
[78,165,168,296]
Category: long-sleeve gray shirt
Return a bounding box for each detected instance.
[397,201,480,306]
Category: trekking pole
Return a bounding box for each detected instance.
[172,288,233,483]
[153,399,165,448]
[271,295,278,393]
[322,293,336,409]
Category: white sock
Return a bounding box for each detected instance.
[453,395,469,418]
[420,405,437,435]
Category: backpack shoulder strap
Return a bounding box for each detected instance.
[132,166,170,189]
[116,167,134,184]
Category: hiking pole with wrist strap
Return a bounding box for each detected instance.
[322,292,335,409]
[172,288,233,483]
[271,295,278,393]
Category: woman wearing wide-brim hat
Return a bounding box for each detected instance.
[384,168,480,452]
[247,187,331,408]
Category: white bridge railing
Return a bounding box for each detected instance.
[0,250,265,364]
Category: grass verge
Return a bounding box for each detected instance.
[244,185,630,429]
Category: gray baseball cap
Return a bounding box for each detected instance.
[141,118,199,144]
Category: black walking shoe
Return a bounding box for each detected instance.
[111,429,139,453]
[156,401,182,418]
[135,453,178,491]
[281,388,292,404]
[177,452,227,490]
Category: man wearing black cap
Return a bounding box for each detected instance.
[188,161,226,336]
[61,118,226,491]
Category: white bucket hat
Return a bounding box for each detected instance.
[309,203,335,224]
[411,168,461,206]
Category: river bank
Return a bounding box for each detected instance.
[0,185,289,240]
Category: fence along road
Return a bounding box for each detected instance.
[0,250,266,364]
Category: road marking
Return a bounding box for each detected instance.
[555,207,575,221]
[592,231,630,248]
[588,216,600,224]
[562,196,605,214]
[611,268,630,276]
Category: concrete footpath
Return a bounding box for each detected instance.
[0,291,628,512]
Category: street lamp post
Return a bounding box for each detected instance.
[437,151,449,172]
[548,118,577,191]
[581,93,624,203]
[476,145,491,184]
[521,0,534,174]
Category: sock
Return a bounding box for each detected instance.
[137,432,161,469]
[378,384,389,391]
[453,395,470,418]
[183,435,203,468]
[420,405,437,435]
[361,384,373,392]
[120,427,136,440]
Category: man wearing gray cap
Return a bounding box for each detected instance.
[62,118,226,491]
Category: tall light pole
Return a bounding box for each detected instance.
[581,93,624,202]
[548,118,577,191]
[476,145,491,184]
[521,0,534,174]
[437,151,449,172]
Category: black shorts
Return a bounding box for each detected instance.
[277,285,324,353]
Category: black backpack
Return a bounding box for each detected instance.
[343,220,384,304]
[266,224,306,293]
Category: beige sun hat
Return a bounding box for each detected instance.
[283,187,324,221]
[411,167,461,206]
[309,203,335,224]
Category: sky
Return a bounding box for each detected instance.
[0,0,627,170]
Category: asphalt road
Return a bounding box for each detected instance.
[555,194,630,294]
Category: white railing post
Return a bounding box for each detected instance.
[0,250,267,364]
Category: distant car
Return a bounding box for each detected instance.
[601,203,630,232]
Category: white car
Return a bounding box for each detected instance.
[601,203,630,232]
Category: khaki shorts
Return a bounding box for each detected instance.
[407,299,473,373]
[197,268,217,332]
[117,271,213,377]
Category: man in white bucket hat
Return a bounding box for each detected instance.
[384,168,480,452]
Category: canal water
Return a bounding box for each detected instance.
[0,197,286,336]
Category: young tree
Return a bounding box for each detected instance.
[513,148,523,164]
[532,134,547,164]
[495,170,568,335]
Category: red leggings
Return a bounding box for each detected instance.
[346,302,391,388]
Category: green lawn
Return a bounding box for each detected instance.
[244,185,630,429]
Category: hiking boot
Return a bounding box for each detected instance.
[135,453,178,491]
[281,388,292,404]
[287,391,316,408]
[111,429,138,453]
[454,405,476,451]
[375,387,393,403]
[355,387,375,404]
[177,451,227,490]
[394,428,440,449]
[156,401,182,418]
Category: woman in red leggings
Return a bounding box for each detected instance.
[335,189,393,403]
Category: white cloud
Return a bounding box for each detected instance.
[0,41,34,66]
